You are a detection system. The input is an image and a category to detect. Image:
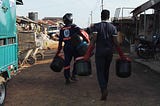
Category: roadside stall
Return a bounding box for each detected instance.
[18,31,44,67]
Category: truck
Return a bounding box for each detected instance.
[47,25,59,41]
[0,0,23,105]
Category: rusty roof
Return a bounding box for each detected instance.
[131,0,160,16]
[16,0,23,5]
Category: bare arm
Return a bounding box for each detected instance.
[112,35,126,58]
[90,32,97,45]
[112,35,120,47]
[83,32,97,60]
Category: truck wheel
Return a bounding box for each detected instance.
[36,53,44,61]
[0,83,6,106]
[27,56,36,65]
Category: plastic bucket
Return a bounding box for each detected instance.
[50,56,64,72]
[75,58,92,76]
[71,34,83,47]
[116,58,131,78]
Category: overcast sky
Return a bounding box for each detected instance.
[16,0,148,28]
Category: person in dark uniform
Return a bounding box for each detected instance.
[55,13,90,85]
[84,9,126,100]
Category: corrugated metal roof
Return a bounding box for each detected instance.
[131,0,160,16]
[16,0,23,5]
[17,16,38,24]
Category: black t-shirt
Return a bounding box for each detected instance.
[91,21,117,56]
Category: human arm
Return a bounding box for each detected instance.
[80,29,90,43]
[111,26,126,59]
[113,33,130,60]
[83,32,97,60]
[113,36,125,58]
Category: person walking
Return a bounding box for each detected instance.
[84,9,126,100]
[55,13,90,85]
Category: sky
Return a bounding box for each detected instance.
[16,0,148,28]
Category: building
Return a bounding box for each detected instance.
[42,17,63,27]
[112,7,136,44]
[28,12,38,21]
[131,0,160,41]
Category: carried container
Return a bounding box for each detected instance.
[50,55,64,72]
[75,57,92,76]
[116,58,131,78]
[71,34,88,56]
[71,34,83,47]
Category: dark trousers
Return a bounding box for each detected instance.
[63,46,78,79]
[95,54,113,91]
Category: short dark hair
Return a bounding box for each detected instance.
[101,9,110,20]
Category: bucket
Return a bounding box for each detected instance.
[75,57,92,76]
[71,34,83,47]
[116,58,131,78]
[76,41,88,56]
[50,56,64,72]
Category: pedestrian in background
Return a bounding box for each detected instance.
[84,9,126,100]
[55,13,90,85]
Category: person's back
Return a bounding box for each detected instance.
[56,13,90,85]
[84,9,129,101]
[93,21,117,56]
[59,24,79,47]
[84,9,118,101]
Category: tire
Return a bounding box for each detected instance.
[137,45,151,59]
[36,53,44,61]
[27,56,36,65]
[0,83,6,106]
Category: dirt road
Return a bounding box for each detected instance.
[5,50,160,106]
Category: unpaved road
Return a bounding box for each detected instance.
[4,50,160,106]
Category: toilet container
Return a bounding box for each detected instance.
[75,57,92,76]
[50,56,64,72]
[116,58,131,78]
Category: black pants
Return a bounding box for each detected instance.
[95,54,113,91]
[63,46,78,79]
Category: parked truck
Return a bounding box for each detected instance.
[0,0,23,105]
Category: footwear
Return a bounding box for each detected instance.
[100,89,108,101]
[71,76,78,81]
[65,79,71,85]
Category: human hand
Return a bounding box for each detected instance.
[55,52,59,57]
[83,53,90,61]
[120,56,131,61]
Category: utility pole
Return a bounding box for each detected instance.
[88,17,90,27]
[90,11,93,25]
[101,0,104,11]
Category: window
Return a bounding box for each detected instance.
[0,39,6,46]
[8,37,15,44]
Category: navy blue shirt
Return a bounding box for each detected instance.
[92,21,117,56]
[59,24,80,48]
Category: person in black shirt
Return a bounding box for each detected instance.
[84,9,125,100]
[55,13,90,85]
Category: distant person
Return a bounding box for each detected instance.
[55,13,90,85]
[84,9,126,100]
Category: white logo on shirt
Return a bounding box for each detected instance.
[64,29,70,37]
